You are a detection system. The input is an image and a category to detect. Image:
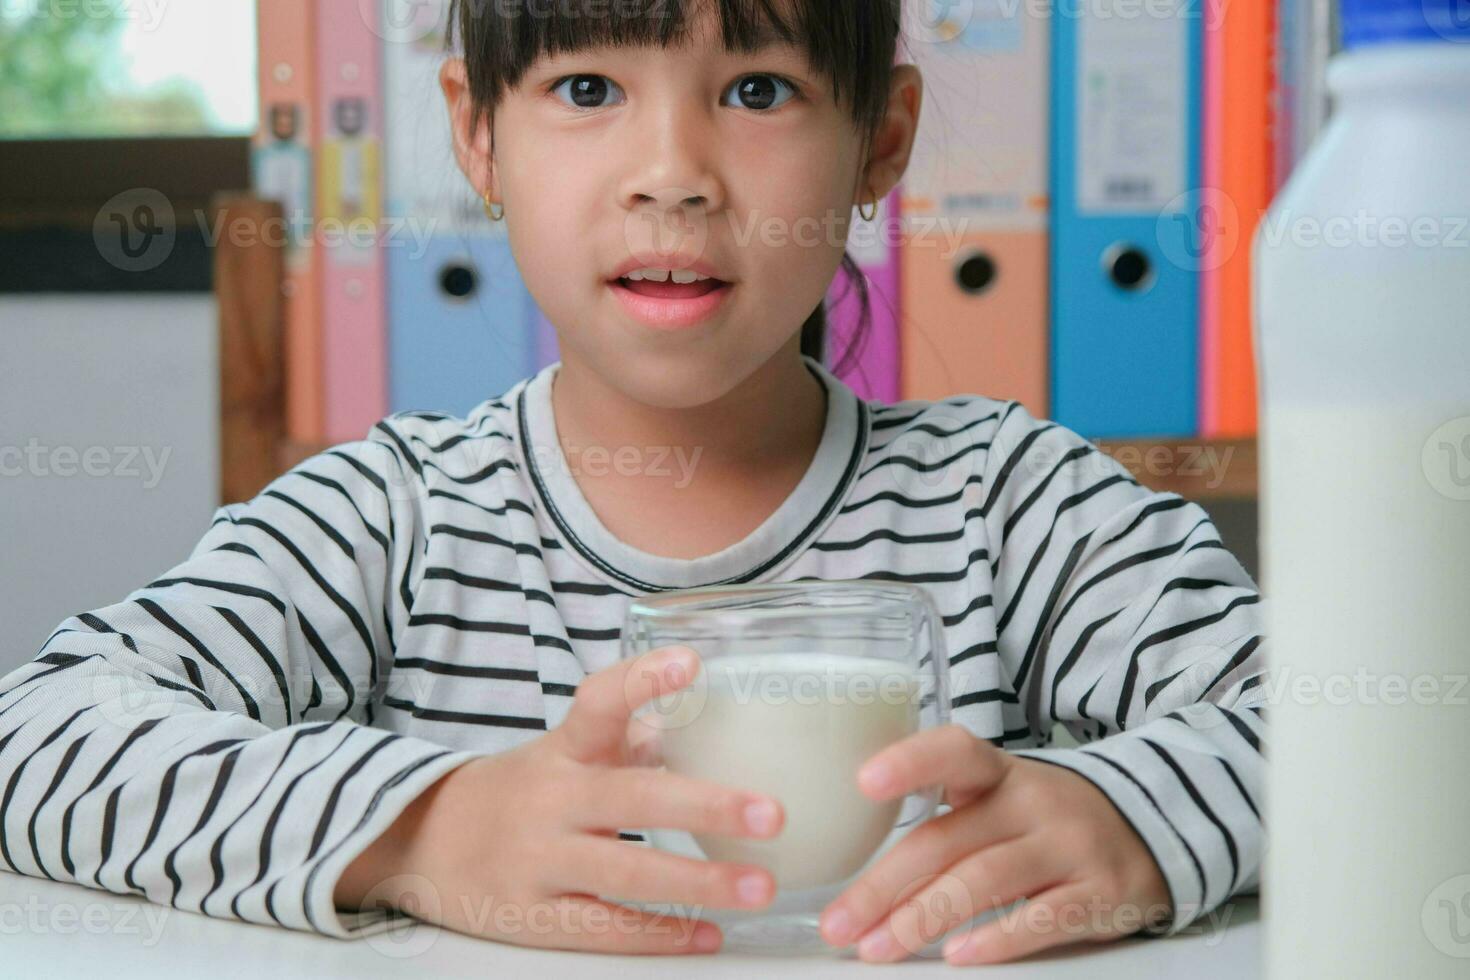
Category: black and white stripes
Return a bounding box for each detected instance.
[0,355,1267,940]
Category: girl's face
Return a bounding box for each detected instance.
[444,3,920,409]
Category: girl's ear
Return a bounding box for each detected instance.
[859,63,924,204]
[440,57,501,204]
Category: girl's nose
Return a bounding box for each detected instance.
[616,103,727,216]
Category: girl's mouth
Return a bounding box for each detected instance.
[614,276,726,300]
[609,276,734,330]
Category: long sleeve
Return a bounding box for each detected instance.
[0,425,484,938]
[981,401,1268,937]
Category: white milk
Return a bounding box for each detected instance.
[650,653,922,890]
[1259,402,1470,975]
[1255,25,1470,973]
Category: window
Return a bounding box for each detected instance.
[0,0,258,139]
[0,2,259,292]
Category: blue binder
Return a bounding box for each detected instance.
[380,0,538,418]
[1049,0,1203,439]
[386,232,537,418]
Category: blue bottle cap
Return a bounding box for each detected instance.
[1341,0,1470,48]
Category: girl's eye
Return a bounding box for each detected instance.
[547,73,798,113]
[723,74,798,112]
[550,74,626,111]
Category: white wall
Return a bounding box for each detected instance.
[0,295,219,674]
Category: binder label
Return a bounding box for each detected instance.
[1076,0,1190,214]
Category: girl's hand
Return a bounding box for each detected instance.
[334,644,786,955]
[817,722,1172,964]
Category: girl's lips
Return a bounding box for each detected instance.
[609,277,733,330]
[616,276,724,300]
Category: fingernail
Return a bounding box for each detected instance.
[743,799,779,835]
[859,762,892,795]
[737,873,769,906]
[822,908,852,944]
[693,924,722,952]
[663,647,695,682]
[858,927,895,960]
[944,932,975,960]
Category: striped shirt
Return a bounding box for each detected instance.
[0,354,1267,940]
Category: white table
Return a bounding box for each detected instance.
[0,871,1259,978]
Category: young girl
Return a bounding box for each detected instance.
[0,0,1267,965]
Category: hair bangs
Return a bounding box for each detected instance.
[447,0,900,156]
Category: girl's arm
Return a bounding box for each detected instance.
[0,425,484,938]
[982,400,1268,937]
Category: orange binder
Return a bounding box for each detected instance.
[898,3,1050,417]
[1201,0,1275,438]
[253,0,323,444]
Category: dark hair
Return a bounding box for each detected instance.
[446,0,903,378]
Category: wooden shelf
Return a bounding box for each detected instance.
[216,195,1257,506]
[1095,436,1257,501]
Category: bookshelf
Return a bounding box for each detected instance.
[215,194,1258,507]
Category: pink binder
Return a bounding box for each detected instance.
[826,189,901,404]
[254,0,323,444]
[316,0,388,442]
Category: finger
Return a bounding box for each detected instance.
[850,837,1069,963]
[819,797,1026,946]
[856,722,1010,808]
[624,716,662,767]
[558,645,700,764]
[551,836,777,912]
[575,766,784,841]
[942,881,1106,965]
[536,894,722,955]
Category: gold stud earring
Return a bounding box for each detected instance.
[483,191,504,222]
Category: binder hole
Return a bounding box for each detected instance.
[1102,243,1154,293]
[440,263,478,301]
[955,252,998,295]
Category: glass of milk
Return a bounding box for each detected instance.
[612,580,952,955]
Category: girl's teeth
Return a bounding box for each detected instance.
[623,268,711,283]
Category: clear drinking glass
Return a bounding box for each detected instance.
[612,580,952,955]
